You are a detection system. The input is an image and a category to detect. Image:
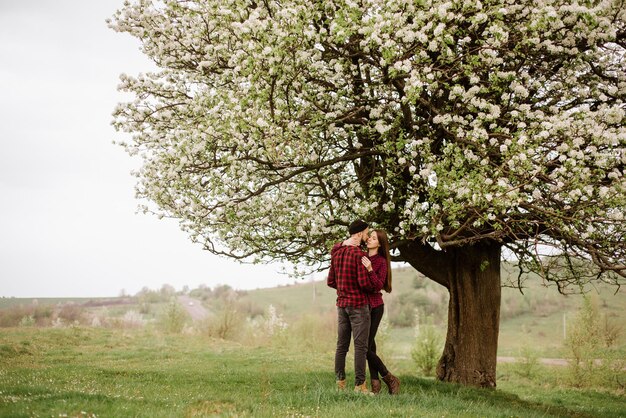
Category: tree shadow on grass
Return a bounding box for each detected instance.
[400,375,617,418]
[284,370,625,418]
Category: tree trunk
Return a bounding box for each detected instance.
[436,242,501,388]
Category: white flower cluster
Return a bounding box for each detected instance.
[109,0,625,276]
[265,304,288,335]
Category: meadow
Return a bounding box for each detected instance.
[1,327,625,418]
[1,265,625,417]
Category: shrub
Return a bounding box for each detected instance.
[120,310,146,329]
[19,315,35,327]
[412,274,427,289]
[212,285,237,301]
[564,295,625,389]
[57,304,85,324]
[138,302,151,315]
[200,301,245,340]
[500,294,529,321]
[158,299,190,334]
[565,296,601,384]
[235,299,264,318]
[388,293,426,327]
[601,313,623,348]
[213,301,243,340]
[189,285,213,301]
[136,287,169,304]
[512,343,541,379]
[265,304,288,336]
[411,314,444,376]
[387,286,448,328]
[0,304,53,327]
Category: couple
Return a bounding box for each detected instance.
[327,219,400,395]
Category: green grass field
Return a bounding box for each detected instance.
[1,327,624,418]
[2,265,624,417]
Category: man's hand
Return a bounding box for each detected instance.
[361,256,373,272]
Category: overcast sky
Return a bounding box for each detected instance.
[0,0,309,297]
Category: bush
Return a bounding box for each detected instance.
[138,302,151,315]
[19,315,35,327]
[601,313,623,348]
[500,293,530,321]
[512,344,541,379]
[136,287,169,304]
[212,303,243,340]
[235,299,264,318]
[412,274,427,289]
[411,315,444,376]
[200,301,245,340]
[57,304,85,324]
[120,310,146,329]
[158,299,190,334]
[388,293,426,327]
[264,304,288,336]
[0,304,53,327]
[564,295,624,389]
[189,285,213,301]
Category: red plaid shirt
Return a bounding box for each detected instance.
[327,242,377,307]
[367,253,387,308]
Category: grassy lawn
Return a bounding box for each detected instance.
[1,327,624,417]
[2,267,624,416]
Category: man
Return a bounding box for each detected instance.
[327,219,377,394]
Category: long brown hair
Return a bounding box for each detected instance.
[374,229,392,293]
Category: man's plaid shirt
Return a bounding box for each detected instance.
[327,242,376,307]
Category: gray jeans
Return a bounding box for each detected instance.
[335,305,371,386]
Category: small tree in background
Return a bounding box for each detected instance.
[159,299,189,334]
[565,295,624,388]
[411,311,444,377]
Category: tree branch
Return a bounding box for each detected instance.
[395,239,450,288]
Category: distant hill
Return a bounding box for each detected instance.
[238,264,626,357]
[240,264,625,322]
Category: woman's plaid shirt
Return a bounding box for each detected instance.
[327,243,377,307]
[367,253,387,308]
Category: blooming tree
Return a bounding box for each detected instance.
[110,0,625,387]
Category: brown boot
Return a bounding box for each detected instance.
[336,379,346,390]
[370,378,381,394]
[354,383,374,395]
[382,372,400,395]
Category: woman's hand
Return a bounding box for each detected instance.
[361,256,373,272]
[342,237,358,247]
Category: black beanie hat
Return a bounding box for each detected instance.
[348,220,369,235]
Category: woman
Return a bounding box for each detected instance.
[361,229,400,395]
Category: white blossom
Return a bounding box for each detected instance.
[108,0,626,280]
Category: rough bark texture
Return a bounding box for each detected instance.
[399,240,502,387]
[436,242,502,388]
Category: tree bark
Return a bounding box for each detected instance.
[436,242,501,388]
